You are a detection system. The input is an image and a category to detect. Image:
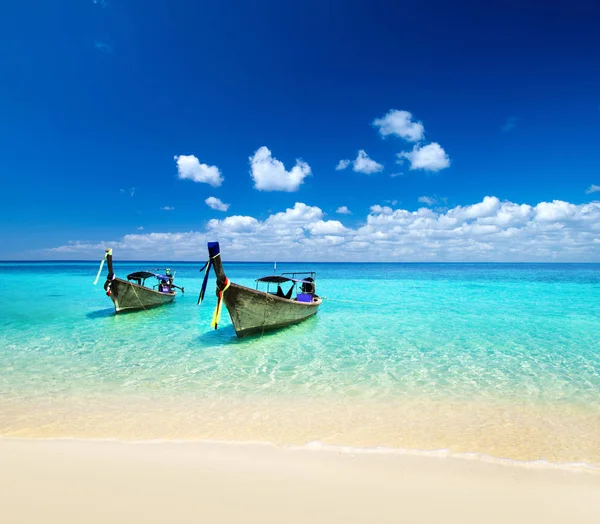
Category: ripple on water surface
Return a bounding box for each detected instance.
[1,262,599,466]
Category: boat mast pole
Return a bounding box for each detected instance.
[207,242,226,286]
[106,248,114,277]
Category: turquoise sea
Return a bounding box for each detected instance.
[1,261,599,469]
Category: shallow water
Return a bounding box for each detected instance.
[1,261,599,467]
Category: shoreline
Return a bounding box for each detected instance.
[3,435,600,475]
[2,437,599,523]
[3,394,599,469]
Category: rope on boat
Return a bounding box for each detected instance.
[130,282,149,313]
[198,250,230,330]
[211,277,230,329]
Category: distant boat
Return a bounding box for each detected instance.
[199,242,321,337]
[94,249,183,313]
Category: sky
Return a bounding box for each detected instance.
[1,0,599,261]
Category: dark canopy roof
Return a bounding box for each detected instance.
[256,275,292,284]
[255,275,313,284]
[127,271,171,281]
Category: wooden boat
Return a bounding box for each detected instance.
[94,249,183,313]
[200,242,321,337]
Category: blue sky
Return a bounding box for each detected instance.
[1,0,599,261]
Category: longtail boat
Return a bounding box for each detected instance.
[199,242,321,337]
[93,249,183,313]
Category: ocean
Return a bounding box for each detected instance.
[1,261,599,469]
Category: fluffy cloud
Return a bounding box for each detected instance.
[372,109,450,175]
[266,202,323,226]
[48,198,600,262]
[161,206,174,211]
[305,220,349,236]
[336,159,350,171]
[398,142,450,171]
[446,196,501,221]
[369,205,393,215]
[418,196,437,206]
[250,146,311,192]
[337,151,383,174]
[174,155,223,187]
[373,110,424,142]
[208,215,259,233]
[353,150,383,174]
[336,206,352,215]
[586,184,600,194]
[205,196,230,212]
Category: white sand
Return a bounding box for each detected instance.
[1,438,599,523]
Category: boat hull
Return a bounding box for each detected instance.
[223,282,321,337]
[108,278,176,313]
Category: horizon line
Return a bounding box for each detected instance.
[1,260,599,265]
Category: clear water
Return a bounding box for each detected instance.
[1,261,599,467]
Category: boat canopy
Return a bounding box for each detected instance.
[127,271,171,281]
[256,275,293,284]
[255,275,314,284]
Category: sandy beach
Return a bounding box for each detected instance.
[1,438,599,524]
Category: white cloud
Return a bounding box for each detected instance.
[353,150,383,174]
[47,197,600,262]
[208,215,259,233]
[205,196,230,212]
[447,196,501,221]
[336,159,350,171]
[370,205,393,215]
[336,206,352,215]
[137,226,144,231]
[390,172,404,178]
[534,200,579,222]
[418,196,437,206]
[249,146,311,192]
[373,110,425,142]
[161,206,174,211]
[174,155,223,187]
[586,184,600,194]
[266,202,323,226]
[398,142,450,172]
[305,220,349,236]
